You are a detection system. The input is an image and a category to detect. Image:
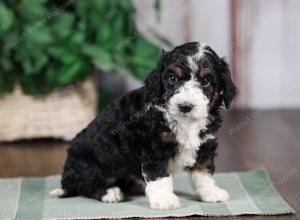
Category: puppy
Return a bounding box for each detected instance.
[50,42,237,210]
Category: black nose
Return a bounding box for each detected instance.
[178,102,194,113]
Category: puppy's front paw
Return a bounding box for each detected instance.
[149,193,181,210]
[196,185,229,203]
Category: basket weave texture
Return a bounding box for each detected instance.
[0,79,96,142]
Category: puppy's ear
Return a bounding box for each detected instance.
[144,51,167,102]
[218,58,237,109]
[144,68,162,101]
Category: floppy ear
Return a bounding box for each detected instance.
[144,50,167,102]
[144,68,163,102]
[219,58,237,109]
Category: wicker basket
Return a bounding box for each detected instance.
[0,79,96,142]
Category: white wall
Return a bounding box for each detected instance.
[189,0,231,59]
[236,0,300,109]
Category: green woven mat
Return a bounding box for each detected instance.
[0,169,295,220]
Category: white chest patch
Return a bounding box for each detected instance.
[168,119,207,174]
[155,105,210,174]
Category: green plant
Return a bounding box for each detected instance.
[0,0,161,96]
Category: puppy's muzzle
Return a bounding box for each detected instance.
[177,102,194,113]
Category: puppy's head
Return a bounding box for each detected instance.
[145,42,237,120]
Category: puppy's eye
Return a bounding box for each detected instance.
[168,74,178,85]
[200,77,210,87]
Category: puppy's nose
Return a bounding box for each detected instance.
[178,102,194,113]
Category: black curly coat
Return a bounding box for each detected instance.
[60,42,237,200]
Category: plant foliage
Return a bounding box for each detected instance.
[0,0,161,96]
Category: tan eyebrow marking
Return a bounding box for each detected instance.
[199,66,209,77]
[167,65,183,78]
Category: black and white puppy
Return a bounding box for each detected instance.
[50,42,237,210]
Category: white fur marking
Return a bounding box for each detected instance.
[156,101,215,173]
[168,121,205,173]
[187,56,199,72]
[203,134,215,142]
[164,74,210,173]
[157,42,217,174]
[167,77,209,121]
[49,188,65,196]
[101,187,124,203]
[187,42,210,72]
[145,176,180,209]
[191,171,229,202]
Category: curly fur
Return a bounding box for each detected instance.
[54,42,237,209]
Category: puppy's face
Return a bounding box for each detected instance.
[146,42,237,120]
[163,61,211,120]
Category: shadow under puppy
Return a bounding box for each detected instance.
[50,42,237,210]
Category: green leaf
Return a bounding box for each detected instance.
[20,50,48,76]
[127,38,160,80]
[0,51,13,72]
[119,0,134,12]
[15,41,36,61]
[45,66,58,88]
[32,52,48,73]
[91,58,116,72]
[75,0,89,20]
[92,0,108,12]
[0,73,14,94]
[57,59,88,85]
[108,16,124,48]
[0,3,15,33]
[48,47,78,64]
[81,44,111,60]
[69,31,85,45]
[22,58,33,75]
[17,0,47,22]
[29,26,53,44]
[81,43,114,71]
[51,12,75,39]
[133,38,160,59]
[96,23,110,44]
[19,76,44,96]
[0,0,164,97]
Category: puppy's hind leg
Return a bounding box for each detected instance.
[49,188,65,196]
[83,177,125,203]
[61,157,124,202]
[85,183,124,203]
[100,186,124,203]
